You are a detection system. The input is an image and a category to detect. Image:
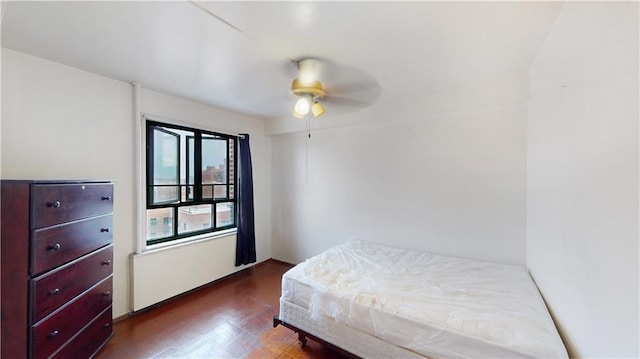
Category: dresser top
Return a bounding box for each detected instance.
[1,179,112,184]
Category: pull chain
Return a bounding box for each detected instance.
[305,118,310,184]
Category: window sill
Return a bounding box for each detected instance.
[142,228,238,256]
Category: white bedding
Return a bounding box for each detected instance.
[281,240,568,358]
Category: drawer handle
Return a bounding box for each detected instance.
[103,291,111,297]
[49,288,60,295]
[102,260,111,266]
[100,227,110,233]
[101,196,112,201]
[48,330,59,338]
[103,323,111,328]
[48,201,62,208]
[48,243,62,251]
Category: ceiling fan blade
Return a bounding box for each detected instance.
[325,81,381,95]
[322,96,373,108]
[324,80,381,107]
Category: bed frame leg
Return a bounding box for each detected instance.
[273,314,359,358]
[274,316,307,348]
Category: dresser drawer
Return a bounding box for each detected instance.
[31,277,112,359]
[31,183,113,229]
[31,245,113,322]
[31,215,113,276]
[50,306,112,359]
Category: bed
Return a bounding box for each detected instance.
[273,240,568,358]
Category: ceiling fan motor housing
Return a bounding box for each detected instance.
[291,79,325,99]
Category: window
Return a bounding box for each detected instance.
[146,120,237,246]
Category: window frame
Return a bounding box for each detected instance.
[145,120,238,246]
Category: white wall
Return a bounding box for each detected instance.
[131,231,243,311]
[1,48,272,318]
[2,48,135,318]
[271,102,527,265]
[527,2,639,357]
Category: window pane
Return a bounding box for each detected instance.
[202,184,213,200]
[178,204,212,234]
[216,202,234,227]
[153,186,180,204]
[213,185,227,199]
[202,136,227,185]
[178,131,195,200]
[187,136,195,186]
[202,185,227,200]
[147,208,174,240]
[153,128,179,185]
[152,127,180,204]
[182,185,194,202]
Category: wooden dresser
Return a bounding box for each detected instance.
[1,180,114,359]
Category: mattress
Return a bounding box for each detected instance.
[280,240,568,358]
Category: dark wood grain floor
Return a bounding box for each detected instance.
[96,260,348,359]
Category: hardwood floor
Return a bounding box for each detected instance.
[96,260,348,359]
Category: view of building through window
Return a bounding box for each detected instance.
[147,203,234,239]
[146,121,236,245]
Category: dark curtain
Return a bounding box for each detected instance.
[235,134,256,266]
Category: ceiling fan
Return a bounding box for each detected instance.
[187,2,381,120]
[291,59,326,119]
[288,57,381,120]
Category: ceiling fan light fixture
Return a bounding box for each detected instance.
[292,110,305,119]
[290,59,331,119]
[293,96,311,117]
[312,101,325,118]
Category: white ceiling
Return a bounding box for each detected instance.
[1,1,562,120]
